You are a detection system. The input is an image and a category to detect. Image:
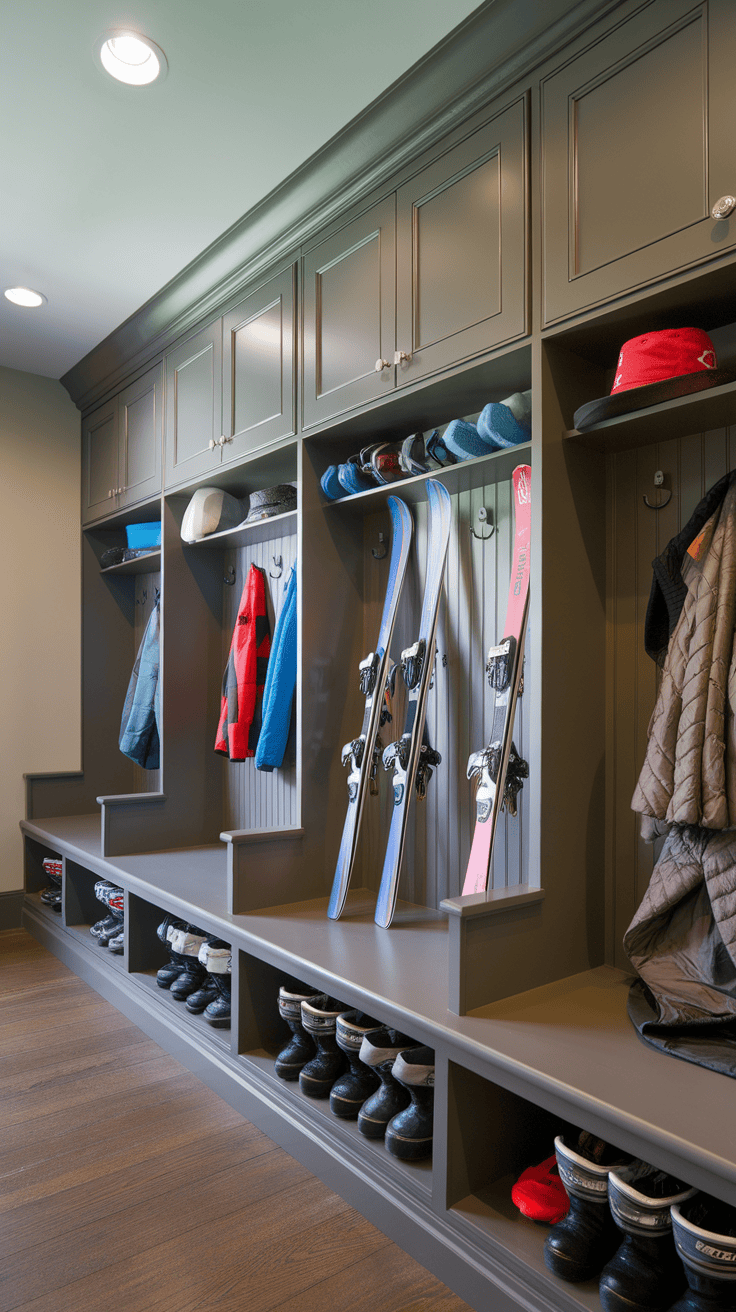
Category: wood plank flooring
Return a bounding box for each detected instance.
[0,930,471,1312]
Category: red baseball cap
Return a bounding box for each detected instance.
[574,327,736,432]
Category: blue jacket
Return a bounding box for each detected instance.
[120,602,161,770]
[255,566,296,772]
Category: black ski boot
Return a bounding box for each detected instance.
[167,926,209,1000]
[203,945,232,1027]
[356,1028,419,1140]
[544,1133,630,1283]
[329,1011,381,1118]
[156,917,187,988]
[275,986,326,1080]
[298,997,348,1097]
[186,939,230,1014]
[385,1046,435,1161]
[670,1195,736,1311]
[98,888,124,947]
[90,881,118,939]
[599,1162,696,1312]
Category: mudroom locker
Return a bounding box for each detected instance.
[12,1,736,1310]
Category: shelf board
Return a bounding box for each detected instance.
[325,443,531,514]
[453,1179,602,1312]
[65,922,127,974]
[565,379,736,452]
[99,549,161,576]
[183,508,297,550]
[133,969,232,1053]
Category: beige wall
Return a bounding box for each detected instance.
[0,367,81,893]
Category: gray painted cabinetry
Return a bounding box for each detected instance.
[222,264,297,462]
[542,0,736,324]
[164,319,223,488]
[82,365,163,524]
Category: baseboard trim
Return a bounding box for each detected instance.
[0,890,25,930]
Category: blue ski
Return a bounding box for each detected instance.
[327,495,413,920]
[374,479,452,928]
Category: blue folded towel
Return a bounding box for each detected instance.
[255,566,297,772]
[477,402,529,449]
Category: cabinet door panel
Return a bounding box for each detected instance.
[222,265,296,462]
[303,197,396,427]
[165,322,222,488]
[119,364,162,509]
[542,0,736,324]
[82,398,118,524]
[396,100,526,386]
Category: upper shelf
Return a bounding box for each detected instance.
[183,508,298,549]
[565,379,736,452]
[100,549,161,576]
[325,443,532,514]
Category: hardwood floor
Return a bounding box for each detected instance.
[0,929,471,1312]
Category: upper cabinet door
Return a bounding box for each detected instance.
[165,321,223,489]
[222,265,296,463]
[118,364,163,510]
[542,0,736,325]
[396,99,527,386]
[82,398,119,524]
[302,197,396,428]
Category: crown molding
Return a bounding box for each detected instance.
[62,0,625,411]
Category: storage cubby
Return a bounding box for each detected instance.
[126,892,234,1053]
[63,859,126,973]
[23,836,63,924]
[237,950,433,1194]
[445,1062,598,1311]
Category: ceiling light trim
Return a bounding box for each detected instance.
[95,29,168,85]
[4,287,47,308]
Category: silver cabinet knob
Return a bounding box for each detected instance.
[108,490,112,498]
[394,350,411,365]
[711,195,736,220]
[375,358,391,372]
[218,435,232,446]
[209,438,217,450]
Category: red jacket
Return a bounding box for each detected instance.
[215,564,271,760]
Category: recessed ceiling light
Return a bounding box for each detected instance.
[4,287,47,308]
[96,30,168,86]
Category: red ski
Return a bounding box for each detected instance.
[462,464,531,897]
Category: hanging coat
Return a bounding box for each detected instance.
[120,602,161,770]
[255,564,297,772]
[215,564,271,761]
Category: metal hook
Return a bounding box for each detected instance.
[643,470,672,510]
[270,555,283,579]
[469,507,495,541]
[224,565,236,585]
[372,532,389,560]
[136,588,147,606]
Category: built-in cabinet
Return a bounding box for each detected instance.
[542,0,736,324]
[33,6,736,1312]
[82,363,163,524]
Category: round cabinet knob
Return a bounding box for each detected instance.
[394,350,411,365]
[218,435,232,446]
[375,358,391,372]
[711,195,736,220]
[209,438,217,450]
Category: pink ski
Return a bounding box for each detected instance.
[462,464,531,897]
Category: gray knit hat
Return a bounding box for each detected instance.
[243,484,297,524]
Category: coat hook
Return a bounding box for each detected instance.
[137,588,147,606]
[470,507,495,541]
[270,555,283,579]
[224,565,236,585]
[643,470,672,510]
[372,532,388,560]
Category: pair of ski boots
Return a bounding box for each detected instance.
[545,1134,735,1311]
[275,988,434,1160]
[90,881,124,953]
[156,918,232,1026]
[40,857,62,913]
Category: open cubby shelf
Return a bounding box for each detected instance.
[133,969,232,1054]
[240,1048,434,1197]
[66,923,128,975]
[183,508,297,550]
[99,549,161,576]
[565,379,736,452]
[321,443,532,513]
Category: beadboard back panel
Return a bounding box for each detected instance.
[606,425,736,968]
[131,569,162,795]
[360,472,530,909]
[221,525,298,832]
